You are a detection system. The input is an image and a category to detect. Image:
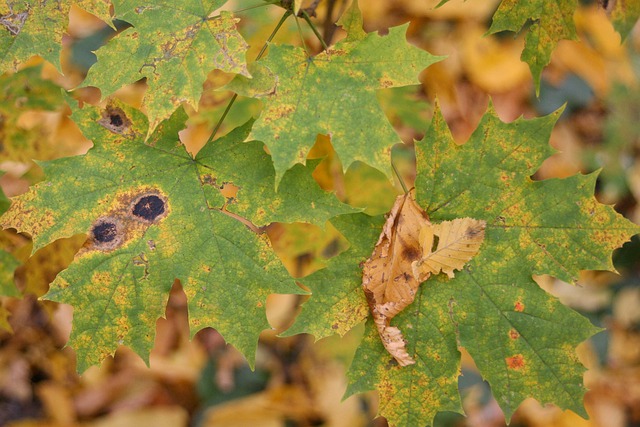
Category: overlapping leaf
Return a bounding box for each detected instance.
[84,0,250,132]
[0,0,111,72]
[0,100,355,371]
[227,2,441,185]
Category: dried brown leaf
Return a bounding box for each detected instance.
[412,218,486,282]
[362,193,486,366]
[362,192,430,366]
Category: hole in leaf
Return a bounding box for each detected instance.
[131,193,167,223]
[431,235,440,253]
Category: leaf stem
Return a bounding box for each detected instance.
[301,10,328,51]
[293,13,311,56]
[391,161,408,194]
[205,10,292,145]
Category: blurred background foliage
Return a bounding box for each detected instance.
[0,0,639,426]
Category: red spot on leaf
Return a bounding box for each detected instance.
[509,329,520,340]
[506,354,525,370]
[514,301,525,312]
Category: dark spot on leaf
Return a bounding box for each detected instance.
[93,221,117,243]
[131,192,168,223]
[402,245,420,261]
[110,113,123,127]
[90,217,123,251]
[98,106,132,135]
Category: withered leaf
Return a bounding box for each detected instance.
[362,192,430,366]
[412,218,486,282]
[362,193,486,366]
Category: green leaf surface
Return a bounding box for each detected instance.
[0,100,354,371]
[0,179,19,329]
[0,0,68,71]
[604,0,640,40]
[83,0,250,132]
[489,0,578,91]
[346,289,463,427]
[227,13,442,184]
[282,213,384,338]
[416,105,638,283]
[0,249,19,298]
[0,0,111,72]
[0,172,9,215]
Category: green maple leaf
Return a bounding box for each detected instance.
[488,0,578,92]
[289,105,639,426]
[227,2,442,185]
[83,0,250,132]
[0,0,111,72]
[0,100,354,371]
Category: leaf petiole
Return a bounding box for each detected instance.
[391,161,409,194]
[301,10,328,52]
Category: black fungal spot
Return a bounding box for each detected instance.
[98,106,132,135]
[110,113,123,127]
[90,217,124,251]
[93,221,117,243]
[132,194,166,222]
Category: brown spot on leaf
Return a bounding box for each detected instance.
[509,329,520,340]
[506,354,525,370]
[402,245,421,262]
[514,301,525,312]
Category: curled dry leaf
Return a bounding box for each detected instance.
[362,192,486,366]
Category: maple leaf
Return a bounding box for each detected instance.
[289,104,639,426]
[0,100,354,371]
[488,0,578,91]
[0,0,111,72]
[83,0,250,133]
[227,2,442,185]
